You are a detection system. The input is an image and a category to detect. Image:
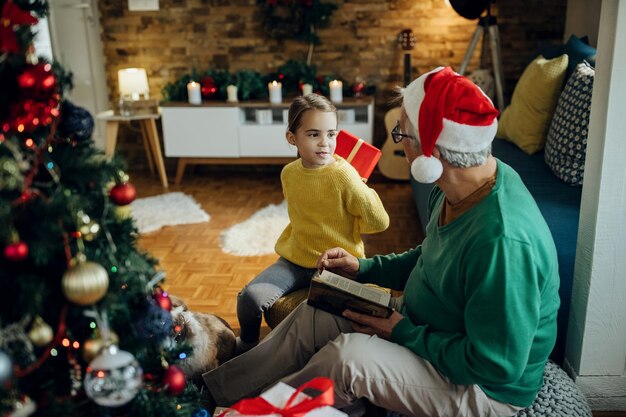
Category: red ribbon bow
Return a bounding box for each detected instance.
[218,377,335,417]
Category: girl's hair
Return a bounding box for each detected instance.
[287,94,337,133]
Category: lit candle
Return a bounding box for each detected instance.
[187,81,201,105]
[268,81,282,104]
[226,84,238,102]
[329,80,343,103]
[302,83,313,96]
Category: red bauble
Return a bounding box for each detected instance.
[109,182,136,206]
[200,77,217,99]
[17,63,57,100]
[352,82,365,97]
[164,365,186,395]
[153,287,172,311]
[4,241,29,262]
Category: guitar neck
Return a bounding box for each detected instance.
[403,52,411,87]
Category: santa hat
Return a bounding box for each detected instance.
[402,67,499,183]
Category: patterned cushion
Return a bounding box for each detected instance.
[545,62,594,186]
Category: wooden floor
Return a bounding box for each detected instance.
[132,165,424,333]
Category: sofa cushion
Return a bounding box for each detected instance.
[497,55,569,155]
[545,61,594,186]
[529,35,597,82]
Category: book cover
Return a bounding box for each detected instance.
[335,130,382,181]
[307,270,393,319]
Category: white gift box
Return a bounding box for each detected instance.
[216,380,347,417]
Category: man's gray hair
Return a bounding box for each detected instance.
[406,117,491,168]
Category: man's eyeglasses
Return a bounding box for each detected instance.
[391,121,416,144]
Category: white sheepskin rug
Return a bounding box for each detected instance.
[130,192,210,234]
[220,201,289,256]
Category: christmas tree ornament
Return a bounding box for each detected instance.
[352,81,365,97]
[0,349,12,383]
[132,300,173,343]
[82,331,119,363]
[4,241,28,262]
[114,205,132,220]
[27,316,53,347]
[163,364,186,395]
[200,76,217,99]
[109,182,136,206]
[62,255,109,305]
[57,100,95,141]
[0,156,24,192]
[153,287,172,311]
[17,63,57,100]
[76,211,100,242]
[0,0,39,54]
[5,393,36,417]
[83,344,143,407]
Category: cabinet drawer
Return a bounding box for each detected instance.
[238,124,296,157]
[161,107,239,157]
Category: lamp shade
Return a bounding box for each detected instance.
[118,68,149,100]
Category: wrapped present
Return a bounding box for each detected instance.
[335,130,381,181]
[216,377,346,417]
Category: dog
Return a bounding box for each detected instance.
[169,295,236,382]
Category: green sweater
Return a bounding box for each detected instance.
[357,160,560,407]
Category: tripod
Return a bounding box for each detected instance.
[458,10,505,112]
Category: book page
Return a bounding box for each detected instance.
[318,270,390,306]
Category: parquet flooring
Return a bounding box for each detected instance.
[132,164,424,335]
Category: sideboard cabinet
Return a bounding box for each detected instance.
[160,97,374,184]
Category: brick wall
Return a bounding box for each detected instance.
[98,0,566,159]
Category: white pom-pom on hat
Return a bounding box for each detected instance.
[411,155,444,183]
[401,66,499,184]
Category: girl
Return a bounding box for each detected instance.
[236,93,389,352]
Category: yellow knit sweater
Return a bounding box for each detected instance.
[275,155,389,268]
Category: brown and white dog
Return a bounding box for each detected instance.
[169,295,236,382]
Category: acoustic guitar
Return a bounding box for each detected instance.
[378,29,416,180]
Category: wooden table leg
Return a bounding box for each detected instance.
[175,158,188,186]
[139,121,156,175]
[104,120,119,157]
[141,119,168,188]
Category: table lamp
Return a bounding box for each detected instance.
[118,68,150,116]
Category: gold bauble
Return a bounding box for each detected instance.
[28,316,54,347]
[62,260,109,305]
[82,331,119,362]
[114,205,132,220]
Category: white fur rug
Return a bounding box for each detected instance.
[130,192,210,234]
[220,201,289,256]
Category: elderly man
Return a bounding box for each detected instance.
[203,67,560,417]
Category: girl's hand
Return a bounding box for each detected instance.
[317,247,359,279]
[343,310,404,340]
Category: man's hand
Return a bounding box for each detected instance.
[342,310,404,340]
[317,247,359,280]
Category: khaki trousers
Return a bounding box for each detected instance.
[203,301,522,417]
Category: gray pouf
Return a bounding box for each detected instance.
[514,360,591,417]
[384,360,591,417]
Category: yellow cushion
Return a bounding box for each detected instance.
[497,55,569,154]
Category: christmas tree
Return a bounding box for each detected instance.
[0,1,208,415]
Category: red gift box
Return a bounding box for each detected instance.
[335,130,381,181]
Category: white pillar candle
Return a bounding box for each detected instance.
[226,84,238,102]
[329,80,343,103]
[187,81,201,105]
[268,81,282,104]
[302,83,313,96]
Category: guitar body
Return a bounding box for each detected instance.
[378,108,410,180]
[378,29,415,181]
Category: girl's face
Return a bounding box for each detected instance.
[287,109,338,169]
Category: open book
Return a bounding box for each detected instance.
[307,269,393,318]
